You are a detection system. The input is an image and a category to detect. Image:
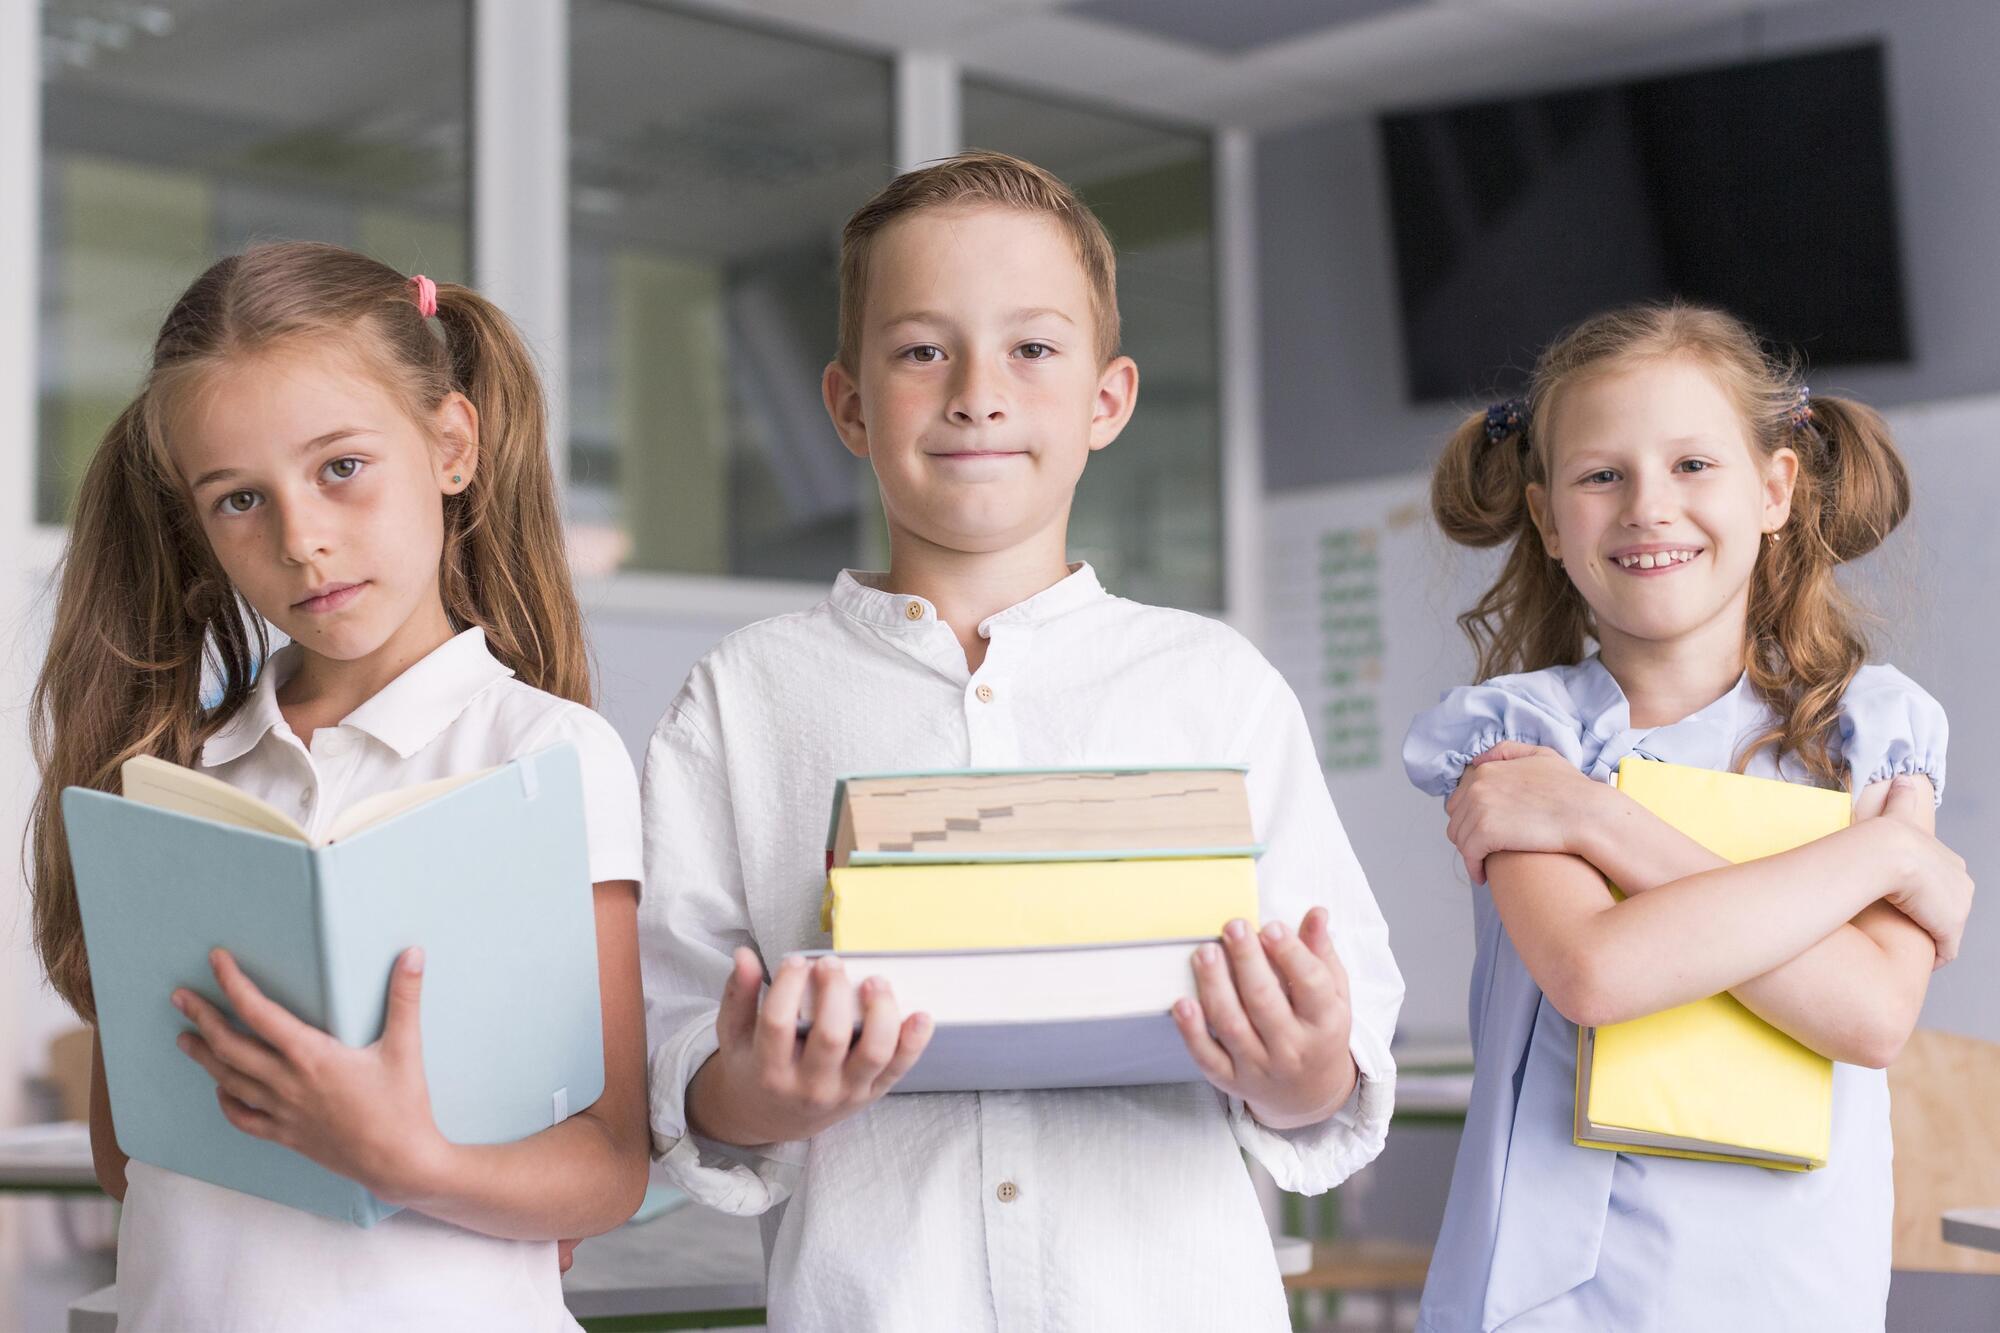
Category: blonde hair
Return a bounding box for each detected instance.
[28,242,590,1020]
[1432,301,1909,788]
[836,149,1120,369]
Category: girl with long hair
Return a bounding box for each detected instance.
[1404,302,1973,1330]
[29,242,647,1331]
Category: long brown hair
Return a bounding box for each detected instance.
[1430,301,1909,789]
[29,241,589,1020]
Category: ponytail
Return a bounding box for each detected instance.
[28,404,263,1021]
[430,285,590,706]
[1741,390,1911,786]
[1430,401,1593,682]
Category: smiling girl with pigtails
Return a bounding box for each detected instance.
[1402,301,1972,1331]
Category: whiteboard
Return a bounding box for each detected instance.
[1263,394,2000,1045]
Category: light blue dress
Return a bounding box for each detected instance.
[1402,657,1947,1332]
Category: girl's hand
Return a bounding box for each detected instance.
[1172,909,1358,1131]
[173,947,448,1204]
[686,949,933,1147]
[1445,741,1607,884]
[1869,775,1973,966]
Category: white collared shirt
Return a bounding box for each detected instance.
[640,564,1403,1333]
[115,627,641,1333]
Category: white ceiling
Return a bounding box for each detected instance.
[673,0,1836,131]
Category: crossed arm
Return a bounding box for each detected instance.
[1450,747,1970,1067]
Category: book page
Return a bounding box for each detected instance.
[326,767,496,844]
[120,756,308,842]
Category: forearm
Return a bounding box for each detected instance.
[1497,823,1899,1025]
[397,1107,649,1240]
[1574,810,1924,1062]
[685,1053,784,1149]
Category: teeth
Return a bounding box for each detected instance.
[1616,549,1698,569]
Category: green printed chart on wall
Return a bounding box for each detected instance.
[1263,473,1499,1038]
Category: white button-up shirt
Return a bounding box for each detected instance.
[640,565,1402,1332]
[115,628,642,1333]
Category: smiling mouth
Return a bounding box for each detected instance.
[294,582,366,613]
[1612,548,1702,570]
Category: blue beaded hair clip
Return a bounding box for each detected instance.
[1484,397,1528,445]
[1789,385,1813,432]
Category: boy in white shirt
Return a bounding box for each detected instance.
[639,150,1403,1331]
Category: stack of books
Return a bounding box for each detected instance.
[801,767,1263,1093]
[1573,758,1845,1171]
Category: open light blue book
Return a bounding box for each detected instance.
[65,744,604,1227]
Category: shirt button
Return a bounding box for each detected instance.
[904,601,925,621]
[975,684,995,704]
[995,1181,1019,1203]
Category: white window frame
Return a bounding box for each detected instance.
[13,1,1261,632]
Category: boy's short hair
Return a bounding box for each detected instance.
[836,149,1121,370]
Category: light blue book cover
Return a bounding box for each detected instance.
[65,744,604,1227]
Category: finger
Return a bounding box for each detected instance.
[715,949,764,1049]
[209,950,314,1060]
[844,977,902,1085]
[557,1239,580,1274]
[1262,923,1339,1024]
[172,988,290,1089]
[1225,921,1300,1045]
[797,959,857,1087]
[868,1011,934,1097]
[755,955,812,1076]
[1469,741,1545,767]
[380,948,426,1062]
[1172,997,1237,1087]
[1193,937,1269,1067]
[177,1030,278,1111]
[216,1088,279,1141]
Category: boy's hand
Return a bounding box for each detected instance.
[1172,909,1359,1131]
[173,947,449,1204]
[686,949,932,1147]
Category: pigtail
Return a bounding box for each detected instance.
[429,285,591,707]
[1432,403,1593,682]
[1741,389,1912,787]
[27,402,262,1021]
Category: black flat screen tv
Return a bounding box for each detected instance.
[1381,43,1909,402]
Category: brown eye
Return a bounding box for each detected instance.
[219,490,259,515]
[905,345,943,364]
[324,457,362,481]
[1018,342,1054,360]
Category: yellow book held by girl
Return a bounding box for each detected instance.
[1574,758,1850,1171]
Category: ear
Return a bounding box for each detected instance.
[432,391,480,494]
[1087,355,1139,453]
[1524,482,1560,560]
[822,360,870,461]
[1762,446,1800,533]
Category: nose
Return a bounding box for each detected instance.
[273,494,333,567]
[946,355,1008,426]
[1620,471,1676,529]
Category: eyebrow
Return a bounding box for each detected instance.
[189,428,373,490]
[879,307,1078,330]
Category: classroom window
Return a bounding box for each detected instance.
[962,82,1223,611]
[567,1,894,580]
[36,0,472,525]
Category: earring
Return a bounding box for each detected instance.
[452,474,462,485]
[1767,528,1784,545]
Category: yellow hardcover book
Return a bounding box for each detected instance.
[1575,758,1850,1171]
[825,857,1259,951]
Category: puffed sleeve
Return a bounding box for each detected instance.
[1402,672,1590,798]
[1838,664,1948,803]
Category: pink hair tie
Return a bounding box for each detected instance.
[408,274,438,319]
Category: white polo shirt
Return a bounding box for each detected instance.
[640,564,1404,1332]
[114,627,641,1333]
